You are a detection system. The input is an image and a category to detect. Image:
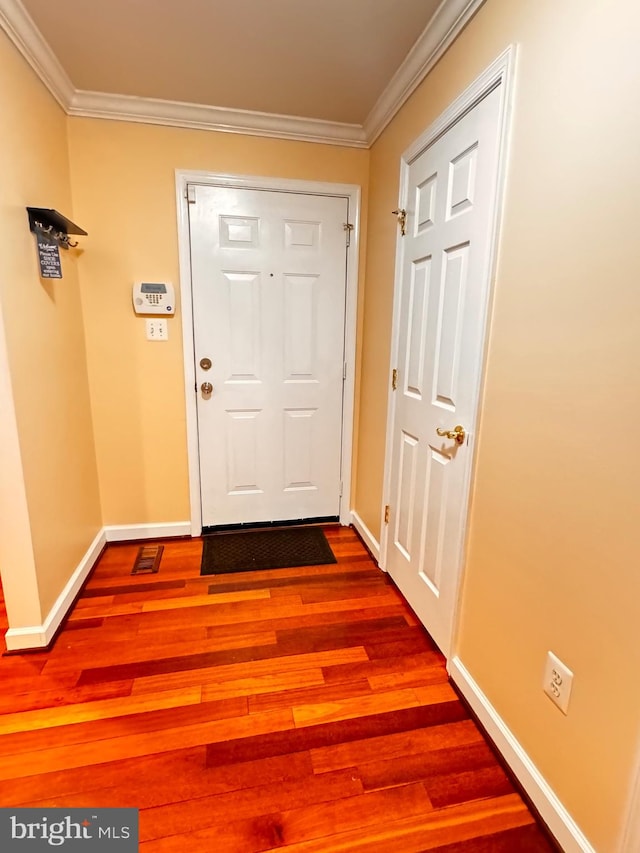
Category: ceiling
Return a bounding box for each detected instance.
[2,0,485,146]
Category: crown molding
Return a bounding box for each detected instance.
[363,0,487,145]
[1,0,483,147]
[0,0,74,107]
[67,90,368,148]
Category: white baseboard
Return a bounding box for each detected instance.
[4,528,107,651]
[4,521,193,651]
[620,739,640,852]
[350,510,380,562]
[449,656,596,853]
[104,521,192,542]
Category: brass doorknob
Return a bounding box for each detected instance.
[436,425,466,445]
[201,382,213,395]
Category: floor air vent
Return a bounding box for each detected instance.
[131,544,164,575]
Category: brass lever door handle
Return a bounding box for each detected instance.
[392,208,407,236]
[436,425,466,445]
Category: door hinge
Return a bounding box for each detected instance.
[343,361,347,381]
[384,505,390,524]
[339,481,343,497]
[392,368,398,391]
[186,185,197,204]
[343,222,354,246]
[392,208,406,236]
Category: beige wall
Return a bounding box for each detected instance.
[0,298,41,627]
[0,32,101,625]
[358,0,640,849]
[67,120,369,524]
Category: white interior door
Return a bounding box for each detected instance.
[384,83,503,656]
[189,185,348,528]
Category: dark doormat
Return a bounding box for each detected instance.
[200,526,337,576]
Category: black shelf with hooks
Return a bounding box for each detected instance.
[26,207,87,249]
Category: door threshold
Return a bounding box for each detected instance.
[202,516,339,535]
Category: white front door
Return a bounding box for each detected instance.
[189,185,349,528]
[384,82,503,656]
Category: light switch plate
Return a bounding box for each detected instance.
[145,319,168,341]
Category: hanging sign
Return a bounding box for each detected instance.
[36,231,62,279]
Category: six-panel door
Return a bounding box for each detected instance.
[386,85,502,656]
[189,186,348,527]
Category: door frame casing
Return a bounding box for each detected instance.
[175,171,361,535]
[379,46,517,656]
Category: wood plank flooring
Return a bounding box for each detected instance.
[0,526,557,851]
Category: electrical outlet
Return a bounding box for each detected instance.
[145,319,168,341]
[543,651,574,714]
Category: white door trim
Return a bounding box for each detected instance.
[379,46,517,655]
[175,171,361,535]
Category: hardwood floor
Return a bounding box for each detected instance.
[0,526,557,851]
